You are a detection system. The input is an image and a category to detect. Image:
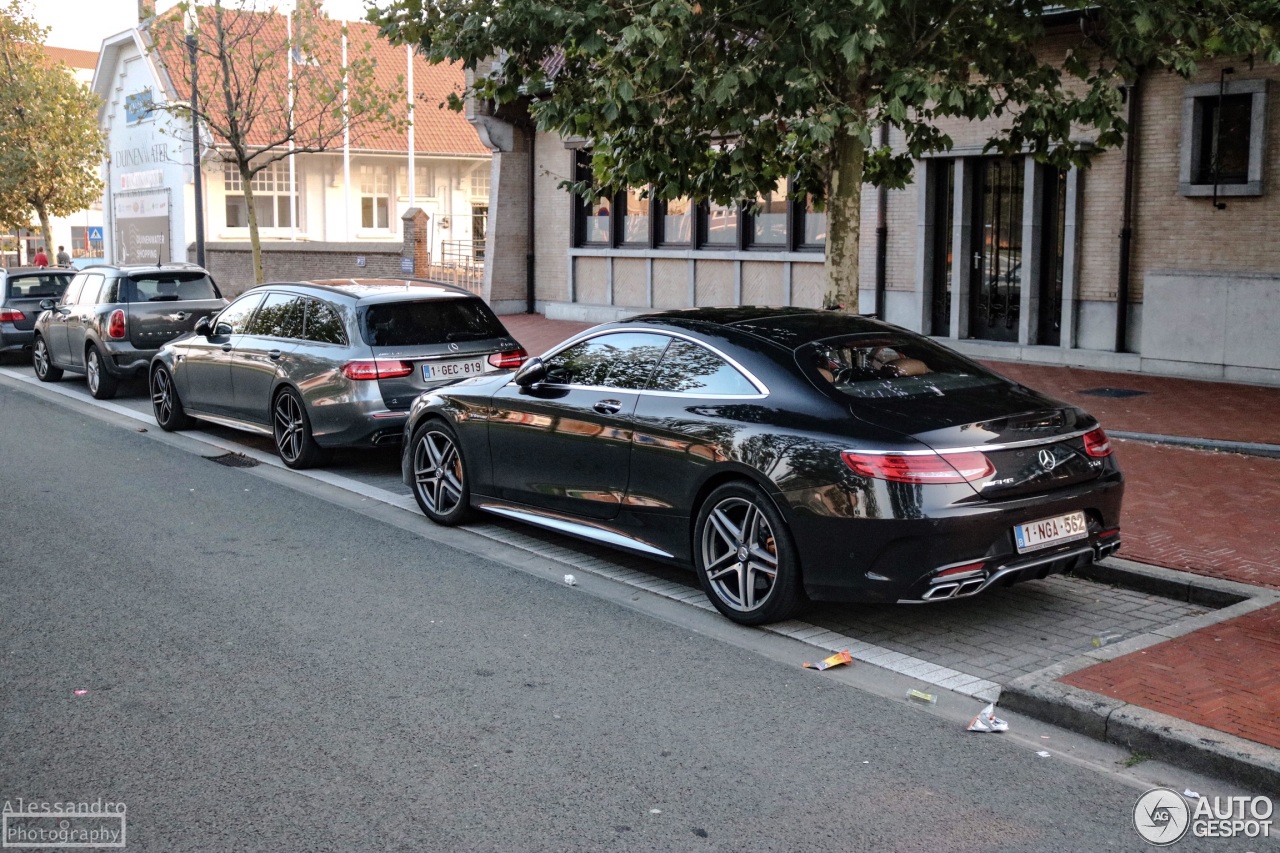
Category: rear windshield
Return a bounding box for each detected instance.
[801,333,1004,400]
[126,272,221,303]
[361,298,507,347]
[6,273,72,299]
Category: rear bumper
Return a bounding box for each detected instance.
[783,471,1124,603]
[0,326,34,353]
[102,342,158,377]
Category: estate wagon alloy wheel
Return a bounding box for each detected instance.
[410,421,471,525]
[86,345,119,400]
[695,482,804,625]
[32,336,62,382]
[272,388,329,469]
[150,366,194,431]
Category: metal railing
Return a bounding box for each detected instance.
[427,240,485,295]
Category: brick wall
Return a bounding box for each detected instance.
[201,242,410,298]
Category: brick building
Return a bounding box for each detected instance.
[475,44,1280,385]
[90,8,490,295]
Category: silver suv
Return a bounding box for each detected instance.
[32,263,227,399]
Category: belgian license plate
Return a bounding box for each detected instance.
[1013,511,1088,553]
[422,358,486,381]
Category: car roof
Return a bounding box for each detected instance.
[248,278,479,305]
[2,266,76,276]
[619,307,896,352]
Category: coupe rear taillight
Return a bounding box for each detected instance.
[107,309,126,340]
[1083,427,1113,458]
[488,347,528,369]
[0,309,23,323]
[341,359,414,380]
[841,450,995,485]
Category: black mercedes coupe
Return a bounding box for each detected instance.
[401,307,1123,625]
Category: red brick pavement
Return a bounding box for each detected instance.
[1061,604,1280,751]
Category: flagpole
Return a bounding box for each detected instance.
[286,2,296,241]
[342,26,350,240]
[407,44,415,219]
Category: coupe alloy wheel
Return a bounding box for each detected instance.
[701,495,780,613]
[413,428,465,518]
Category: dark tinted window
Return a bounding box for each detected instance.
[544,332,669,390]
[245,293,305,338]
[127,272,221,302]
[6,273,72,299]
[75,274,104,305]
[303,299,347,345]
[803,333,1003,400]
[97,278,120,304]
[648,340,758,395]
[214,292,265,335]
[59,274,87,306]
[360,298,506,347]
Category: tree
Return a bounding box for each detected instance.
[149,0,404,283]
[0,1,105,260]
[371,0,1278,311]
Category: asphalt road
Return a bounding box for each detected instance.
[0,384,1227,851]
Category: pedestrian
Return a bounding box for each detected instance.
[55,245,71,267]
[33,246,48,268]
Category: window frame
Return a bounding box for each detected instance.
[301,298,349,346]
[358,164,392,231]
[1179,78,1268,198]
[224,160,297,230]
[745,178,790,251]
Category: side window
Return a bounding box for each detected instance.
[647,340,758,395]
[244,293,304,338]
[75,274,105,305]
[213,292,266,336]
[96,277,120,305]
[303,299,347,345]
[543,332,670,390]
[60,273,87,306]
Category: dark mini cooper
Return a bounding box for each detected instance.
[401,307,1123,625]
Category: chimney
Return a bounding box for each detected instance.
[138,0,155,22]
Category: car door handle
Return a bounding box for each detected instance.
[593,399,623,415]
[168,311,188,322]
[221,343,233,352]
[268,349,282,360]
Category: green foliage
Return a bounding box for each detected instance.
[371,0,1277,204]
[0,1,106,245]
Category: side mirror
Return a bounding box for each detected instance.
[38,298,55,311]
[193,316,212,337]
[513,356,546,387]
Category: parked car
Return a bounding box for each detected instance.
[0,267,76,361]
[401,307,1123,625]
[32,263,227,399]
[149,279,527,469]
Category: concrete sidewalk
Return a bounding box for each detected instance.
[499,312,1280,784]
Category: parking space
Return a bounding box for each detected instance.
[0,363,1214,701]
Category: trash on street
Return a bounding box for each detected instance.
[967,702,1009,733]
[803,650,852,670]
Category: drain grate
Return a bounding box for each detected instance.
[1078,387,1149,399]
[206,452,260,469]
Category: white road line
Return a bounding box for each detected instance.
[1,365,1002,703]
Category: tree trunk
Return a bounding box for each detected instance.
[34,201,52,265]
[823,129,865,313]
[240,163,265,284]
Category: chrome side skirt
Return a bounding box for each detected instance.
[187,410,273,437]
[476,501,674,559]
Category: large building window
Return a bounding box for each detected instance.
[747,179,788,248]
[1180,78,1267,197]
[701,199,740,248]
[658,197,693,246]
[397,164,438,200]
[621,187,651,246]
[224,160,295,229]
[360,164,390,229]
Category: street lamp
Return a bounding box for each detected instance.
[185,4,206,268]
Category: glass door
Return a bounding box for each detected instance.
[929,161,955,336]
[1037,167,1067,346]
[969,158,1024,342]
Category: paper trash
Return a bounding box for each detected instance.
[967,702,1009,733]
[803,650,853,671]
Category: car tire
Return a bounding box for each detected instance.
[272,387,330,469]
[693,481,805,625]
[86,345,119,400]
[32,336,62,382]
[409,420,472,525]
[151,365,195,431]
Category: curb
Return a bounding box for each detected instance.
[1110,430,1280,459]
[1001,565,1280,791]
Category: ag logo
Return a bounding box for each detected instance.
[1134,788,1190,845]
[1038,448,1058,471]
